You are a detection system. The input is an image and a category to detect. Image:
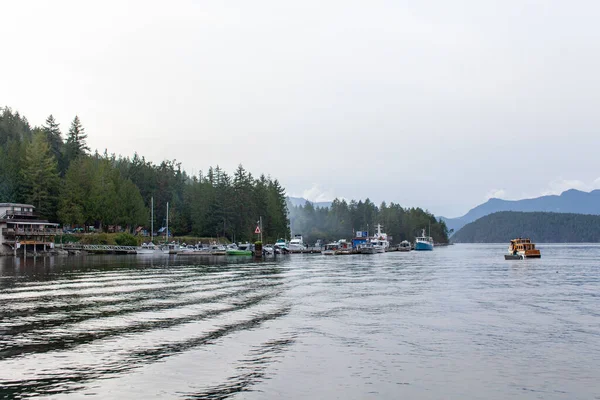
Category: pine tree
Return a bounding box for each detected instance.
[42,115,64,171]
[21,132,60,218]
[64,115,89,166]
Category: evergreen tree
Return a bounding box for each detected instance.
[64,115,89,166]
[42,114,64,173]
[21,132,60,218]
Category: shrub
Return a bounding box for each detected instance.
[79,233,114,245]
[115,233,138,246]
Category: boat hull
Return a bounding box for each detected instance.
[414,242,433,251]
[226,250,253,256]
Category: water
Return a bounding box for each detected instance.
[1,244,599,399]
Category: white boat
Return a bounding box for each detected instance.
[209,244,226,255]
[321,242,339,255]
[398,240,411,251]
[162,242,179,254]
[288,234,306,252]
[370,224,390,252]
[137,242,160,255]
[274,238,289,254]
[262,244,274,255]
[415,228,434,251]
[358,242,376,254]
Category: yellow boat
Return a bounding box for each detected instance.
[505,238,541,260]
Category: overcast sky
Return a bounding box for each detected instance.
[2,1,599,217]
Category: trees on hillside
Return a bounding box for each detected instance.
[288,199,449,245]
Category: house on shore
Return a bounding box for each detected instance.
[0,203,59,256]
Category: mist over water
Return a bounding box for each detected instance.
[1,245,599,399]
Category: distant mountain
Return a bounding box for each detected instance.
[287,196,332,208]
[442,189,600,233]
[451,211,600,243]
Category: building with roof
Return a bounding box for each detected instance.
[0,203,60,256]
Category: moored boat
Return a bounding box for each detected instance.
[358,242,376,254]
[226,242,253,256]
[370,224,390,252]
[414,228,434,251]
[322,242,339,255]
[288,234,306,252]
[398,240,411,251]
[505,238,541,260]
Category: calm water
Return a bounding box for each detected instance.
[0,244,599,399]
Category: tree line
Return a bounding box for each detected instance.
[288,198,450,245]
[451,211,600,243]
[0,107,290,242]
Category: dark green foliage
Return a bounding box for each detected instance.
[288,199,449,245]
[63,115,89,168]
[451,211,600,243]
[0,107,290,242]
[115,233,138,246]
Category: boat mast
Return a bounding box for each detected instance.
[166,202,169,243]
[151,196,154,244]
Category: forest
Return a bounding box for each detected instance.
[1,106,450,245]
[0,107,290,243]
[288,198,450,245]
[451,211,600,243]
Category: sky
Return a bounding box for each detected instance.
[2,0,599,217]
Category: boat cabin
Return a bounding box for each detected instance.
[508,238,541,258]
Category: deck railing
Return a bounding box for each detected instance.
[3,228,59,236]
[0,210,35,219]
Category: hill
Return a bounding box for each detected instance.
[442,189,600,233]
[451,211,600,243]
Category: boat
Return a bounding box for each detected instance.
[209,243,226,255]
[262,244,274,255]
[136,242,160,255]
[321,242,339,255]
[505,238,541,260]
[274,238,290,254]
[227,242,253,256]
[414,228,434,251]
[288,234,306,252]
[358,242,376,254]
[370,224,390,252]
[398,240,411,252]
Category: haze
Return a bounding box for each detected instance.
[2,0,599,217]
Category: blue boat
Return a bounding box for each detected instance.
[414,228,434,251]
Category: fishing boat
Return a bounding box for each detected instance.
[505,238,541,260]
[398,240,411,252]
[226,242,253,256]
[370,224,390,252]
[414,228,434,251]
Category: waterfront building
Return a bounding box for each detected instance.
[0,203,59,256]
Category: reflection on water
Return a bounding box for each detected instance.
[1,246,599,399]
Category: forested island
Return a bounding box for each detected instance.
[1,107,449,244]
[451,211,600,243]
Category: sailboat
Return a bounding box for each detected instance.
[137,196,162,255]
